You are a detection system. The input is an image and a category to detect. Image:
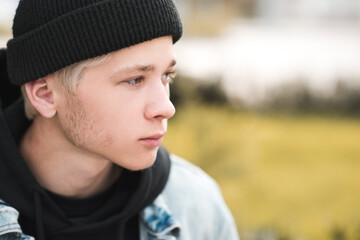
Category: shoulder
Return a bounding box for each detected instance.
[0,199,34,240]
[168,154,220,193]
[0,199,21,234]
[162,155,239,240]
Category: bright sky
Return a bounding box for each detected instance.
[0,0,18,25]
[0,0,18,47]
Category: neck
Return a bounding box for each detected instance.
[20,117,121,198]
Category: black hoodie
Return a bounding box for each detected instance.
[0,49,171,240]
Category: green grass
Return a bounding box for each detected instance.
[163,104,360,240]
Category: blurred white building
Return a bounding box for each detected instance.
[174,0,360,104]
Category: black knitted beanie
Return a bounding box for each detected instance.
[6,0,183,86]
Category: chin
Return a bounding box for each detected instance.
[114,149,158,171]
[125,158,157,171]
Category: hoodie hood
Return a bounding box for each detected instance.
[0,48,171,239]
[0,49,21,110]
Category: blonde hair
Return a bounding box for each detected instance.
[22,54,110,120]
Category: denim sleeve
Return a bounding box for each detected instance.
[0,200,34,240]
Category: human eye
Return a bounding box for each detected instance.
[161,71,177,84]
[125,76,144,86]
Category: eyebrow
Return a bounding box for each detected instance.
[110,59,177,79]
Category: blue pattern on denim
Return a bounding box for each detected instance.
[140,195,181,239]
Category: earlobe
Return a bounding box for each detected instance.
[24,76,57,118]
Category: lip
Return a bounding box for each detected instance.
[139,132,166,148]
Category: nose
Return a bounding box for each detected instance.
[144,82,176,120]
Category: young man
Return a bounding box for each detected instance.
[0,0,239,239]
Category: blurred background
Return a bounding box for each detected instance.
[1,0,360,239]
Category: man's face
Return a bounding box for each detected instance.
[55,36,176,170]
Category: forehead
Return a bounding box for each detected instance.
[87,36,175,75]
[77,36,175,88]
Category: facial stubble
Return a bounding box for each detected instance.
[60,95,114,150]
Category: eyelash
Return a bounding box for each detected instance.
[162,71,177,84]
[125,71,177,86]
[126,77,144,86]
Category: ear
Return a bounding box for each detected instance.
[24,76,57,118]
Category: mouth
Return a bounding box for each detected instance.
[139,132,166,148]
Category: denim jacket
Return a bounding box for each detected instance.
[0,155,239,240]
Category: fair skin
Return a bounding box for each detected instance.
[19,36,176,198]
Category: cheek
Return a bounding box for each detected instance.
[91,97,143,139]
[76,84,147,145]
[60,96,114,148]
